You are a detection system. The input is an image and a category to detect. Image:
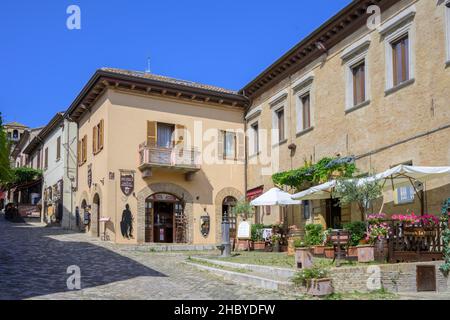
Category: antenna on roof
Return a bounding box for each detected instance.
[145,57,151,74]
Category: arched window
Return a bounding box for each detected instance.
[222,196,237,238]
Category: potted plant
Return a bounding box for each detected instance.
[293,267,333,296]
[271,234,281,252]
[304,224,325,256]
[357,214,390,263]
[294,239,313,269]
[251,224,265,251]
[343,221,366,257]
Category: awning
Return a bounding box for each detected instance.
[251,188,301,206]
[292,180,337,201]
[358,165,450,190]
[246,186,264,201]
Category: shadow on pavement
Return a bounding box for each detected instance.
[0,217,167,300]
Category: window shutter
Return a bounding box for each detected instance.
[83,135,87,163]
[237,131,245,160]
[93,126,98,154]
[99,119,104,150]
[218,130,224,160]
[175,124,185,146]
[77,141,81,165]
[44,148,48,169]
[147,121,157,147]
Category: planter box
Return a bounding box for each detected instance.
[272,242,281,252]
[312,245,325,256]
[357,245,375,262]
[324,247,334,259]
[307,278,333,296]
[295,248,313,269]
[236,239,252,251]
[280,245,288,252]
[348,246,358,257]
[253,241,265,251]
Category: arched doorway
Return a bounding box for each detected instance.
[93,194,101,237]
[145,193,185,243]
[222,196,237,239]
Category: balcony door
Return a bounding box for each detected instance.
[157,123,174,149]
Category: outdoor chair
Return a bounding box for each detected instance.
[330,230,351,266]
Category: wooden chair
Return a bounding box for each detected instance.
[330,230,351,267]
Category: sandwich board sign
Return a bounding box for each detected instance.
[237,221,251,239]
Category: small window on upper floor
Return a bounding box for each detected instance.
[250,122,259,156]
[276,108,285,142]
[352,61,366,106]
[392,35,410,86]
[56,136,61,161]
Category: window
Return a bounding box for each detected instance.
[44,148,48,170]
[303,200,312,220]
[223,131,236,159]
[56,136,61,161]
[300,94,311,131]
[392,35,410,86]
[12,130,18,140]
[250,122,259,155]
[276,108,285,142]
[92,120,104,154]
[396,186,415,204]
[352,62,366,106]
[37,149,41,169]
[157,123,174,148]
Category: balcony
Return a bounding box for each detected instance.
[138,142,201,180]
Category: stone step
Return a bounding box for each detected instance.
[191,257,297,280]
[127,244,217,252]
[185,260,302,294]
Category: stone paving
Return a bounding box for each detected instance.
[0,216,294,300]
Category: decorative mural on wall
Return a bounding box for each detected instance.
[121,204,134,239]
[120,171,135,197]
[200,215,210,238]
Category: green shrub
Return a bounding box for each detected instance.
[292,267,328,287]
[343,221,367,246]
[294,238,308,248]
[304,224,324,246]
[251,224,264,242]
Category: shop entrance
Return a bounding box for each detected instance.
[145,193,185,243]
[326,198,342,229]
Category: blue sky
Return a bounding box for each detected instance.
[0,0,351,128]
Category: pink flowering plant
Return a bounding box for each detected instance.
[366,222,390,245]
[419,214,440,227]
[366,213,387,224]
[391,213,419,225]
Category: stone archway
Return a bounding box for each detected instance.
[215,187,244,243]
[137,183,194,244]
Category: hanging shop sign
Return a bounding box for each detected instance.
[200,215,210,238]
[120,171,135,196]
[149,193,178,202]
[87,164,92,188]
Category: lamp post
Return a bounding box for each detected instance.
[221,211,231,257]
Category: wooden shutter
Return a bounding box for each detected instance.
[99,119,104,150]
[175,124,185,146]
[218,130,224,160]
[56,136,61,160]
[237,131,245,160]
[83,135,87,163]
[147,121,157,147]
[77,141,81,165]
[93,125,98,154]
[44,148,48,169]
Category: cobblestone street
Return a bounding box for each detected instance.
[0,216,294,300]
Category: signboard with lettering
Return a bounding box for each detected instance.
[237,221,251,239]
[87,164,92,188]
[149,193,178,202]
[120,172,134,196]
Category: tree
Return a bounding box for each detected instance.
[332,178,383,221]
[231,198,254,221]
[0,113,12,185]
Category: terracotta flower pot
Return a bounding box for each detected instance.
[348,246,358,257]
[253,241,266,251]
[357,245,375,262]
[307,278,333,296]
[324,247,334,259]
[313,245,325,256]
[295,248,313,269]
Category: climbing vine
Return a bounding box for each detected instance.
[272,156,356,191]
[439,198,450,276]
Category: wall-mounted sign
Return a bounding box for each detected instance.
[120,172,134,196]
[200,215,210,238]
[237,221,251,239]
[87,164,92,189]
[149,193,178,202]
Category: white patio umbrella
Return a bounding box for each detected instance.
[250,188,301,206]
